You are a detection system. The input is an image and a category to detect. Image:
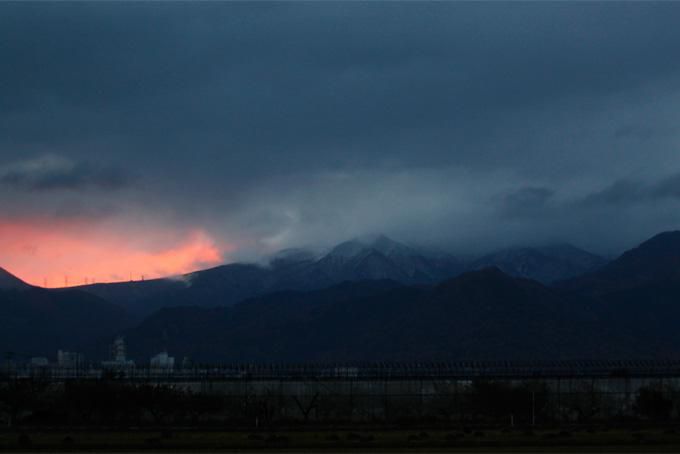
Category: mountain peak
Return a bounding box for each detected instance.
[472,243,605,284]
[317,234,461,284]
[328,238,371,259]
[367,234,416,257]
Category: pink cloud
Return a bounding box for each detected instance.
[0,217,228,287]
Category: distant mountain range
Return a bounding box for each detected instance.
[66,234,602,316]
[5,231,680,361]
[120,230,680,361]
[472,244,606,284]
[64,234,463,316]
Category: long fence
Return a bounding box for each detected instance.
[4,360,680,425]
[6,359,680,380]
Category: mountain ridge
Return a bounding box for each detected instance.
[471,244,606,284]
[121,267,648,362]
[560,230,680,293]
[6,230,680,361]
[73,235,463,315]
[118,231,680,361]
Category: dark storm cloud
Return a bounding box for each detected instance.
[580,173,680,207]
[500,187,556,219]
[652,174,680,200]
[580,180,647,206]
[2,2,680,257]
[0,155,132,192]
[3,3,680,158]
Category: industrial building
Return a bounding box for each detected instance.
[101,336,135,370]
[150,351,175,370]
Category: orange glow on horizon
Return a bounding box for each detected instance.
[0,218,229,287]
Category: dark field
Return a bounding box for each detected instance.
[4,427,680,452]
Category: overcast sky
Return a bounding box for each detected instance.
[2,2,680,284]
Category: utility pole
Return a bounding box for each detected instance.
[531,390,536,426]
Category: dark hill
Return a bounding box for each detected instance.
[0,267,30,290]
[0,287,133,358]
[69,278,186,314]
[124,279,405,362]
[123,268,657,362]
[561,230,680,293]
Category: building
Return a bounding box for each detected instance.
[111,335,127,362]
[150,351,175,371]
[101,336,135,370]
[57,350,84,368]
[30,357,49,367]
[181,356,194,369]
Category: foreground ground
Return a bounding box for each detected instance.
[3,427,680,452]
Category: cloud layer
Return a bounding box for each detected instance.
[2,3,680,281]
[0,155,131,192]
